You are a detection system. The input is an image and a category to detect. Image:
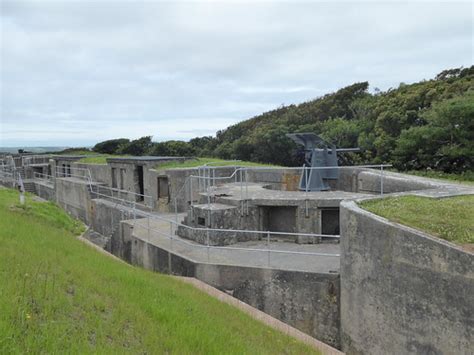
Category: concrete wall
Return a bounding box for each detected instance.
[356,170,435,194]
[34,181,55,201]
[340,200,473,355]
[157,167,238,213]
[55,178,93,224]
[74,163,111,184]
[247,168,301,191]
[121,223,341,348]
[90,198,136,254]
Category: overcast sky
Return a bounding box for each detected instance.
[1,0,472,147]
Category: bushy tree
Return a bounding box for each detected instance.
[93,138,129,154]
[393,92,474,172]
[117,136,153,156]
[148,141,195,157]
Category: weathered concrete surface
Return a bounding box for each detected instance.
[74,162,111,184]
[55,177,94,223]
[128,215,340,273]
[197,265,341,349]
[90,198,139,256]
[154,166,238,213]
[340,200,474,355]
[34,180,55,201]
[121,219,341,348]
[177,276,344,355]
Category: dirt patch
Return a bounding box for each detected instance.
[461,243,474,254]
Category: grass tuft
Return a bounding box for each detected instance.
[360,195,474,245]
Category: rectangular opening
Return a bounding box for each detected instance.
[120,169,125,190]
[33,167,43,176]
[321,208,340,235]
[111,168,117,188]
[197,217,206,226]
[135,165,144,201]
[62,164,66,177]
[67,164,71,177]
[260,206,297,237]
[157,177,169,200]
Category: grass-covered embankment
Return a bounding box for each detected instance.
[360,195,474,245]
[402,170,474,186]
[156,157,279,170]
[0,188,317,354]
[77,154,129,164]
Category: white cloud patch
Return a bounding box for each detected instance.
[1,0,472,146]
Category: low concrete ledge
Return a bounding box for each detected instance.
[340,200,473,355]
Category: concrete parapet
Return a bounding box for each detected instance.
[34,180,55,201]
[55,177,94,223]
[340,199,473,355]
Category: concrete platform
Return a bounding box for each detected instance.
[208,182,372,206]
[126,213,341,274]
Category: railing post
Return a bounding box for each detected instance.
[175,196,178,224]
[189,175,193,206]
[133,201,136,222]
[380,165,384,196]
[206,229,210,263]
[168,221,173,275]
[245,168,249,216]
[305,166,309,216]
[267,231,271,267]
[147,216,150,242]
[239,169,244,216]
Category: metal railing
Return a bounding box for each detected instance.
[33,172,55,181]
[127,208,340,270]
[172,164,391,222]
[90,184,154,211]
[21,154,51,167]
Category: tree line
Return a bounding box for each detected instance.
[92,66,474,173]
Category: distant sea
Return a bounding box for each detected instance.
[0,147,70,154]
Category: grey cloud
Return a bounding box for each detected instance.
[1,0,472,146]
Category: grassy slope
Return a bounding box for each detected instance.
[360,195,474,245]
[0,188,317,354]
[401,170,474,186]
[156,157,279,170]
[77,154,129,164]
[77,156,277,167]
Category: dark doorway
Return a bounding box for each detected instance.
[321,208,340,235]
[111,168,117,188]
[260,206,297,239]
[136,165,144,201]
[157,177,169,201]
[32,167,43,177]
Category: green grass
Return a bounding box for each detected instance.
[0,188,318,354]
[58,149,96,156]
[77,154,130,164]
[156,157,279,170]
[360,195,474,245]
[397,170,474,186]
